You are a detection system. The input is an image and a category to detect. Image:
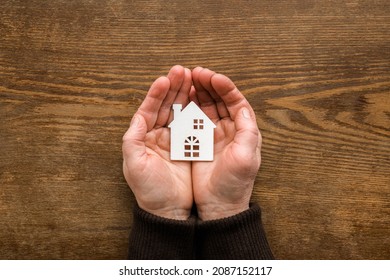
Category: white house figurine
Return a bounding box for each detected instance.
[168,102,216,161]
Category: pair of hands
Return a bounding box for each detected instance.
[122,66,261,221]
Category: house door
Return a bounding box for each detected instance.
[184,136,199,158]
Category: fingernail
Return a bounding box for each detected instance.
[242,108,250,119]
[130,115,139,128]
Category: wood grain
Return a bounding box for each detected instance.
[1,0,389,259]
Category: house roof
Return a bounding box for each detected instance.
[168,101,216,128]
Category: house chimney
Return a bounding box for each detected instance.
[172,104,182,119]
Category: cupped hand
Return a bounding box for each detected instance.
[190,67,262,221]
[122,66,193,220]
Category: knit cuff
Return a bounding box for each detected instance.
[196,203,274,259]
[128,204,196,259]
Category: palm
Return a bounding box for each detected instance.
[135,128,192,213]
[192,119,254,210]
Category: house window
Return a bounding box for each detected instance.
[193,119,204,130]
[184,136,200,158]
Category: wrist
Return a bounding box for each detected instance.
[197,203,250,221]
[141,206,191,221]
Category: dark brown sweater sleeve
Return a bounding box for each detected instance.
[196,203,274,259]
[128,204,196,259]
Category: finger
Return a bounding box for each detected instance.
[189,85,199,106]
[155,65,185,127]
[192,67,220,122]
[167,67,192,124]
[122,114,148,163]
[197,68,230,119]
[233,107,260,157]
[175,67,192,105]
[211,73,252,120]
[137,76,170,131]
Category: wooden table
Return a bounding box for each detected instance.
[1,0,389,259]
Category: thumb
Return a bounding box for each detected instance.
[234,107,261,156]
[122,113,148,162]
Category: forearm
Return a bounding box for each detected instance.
[196,203,274,259]
[128,204,196,260]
